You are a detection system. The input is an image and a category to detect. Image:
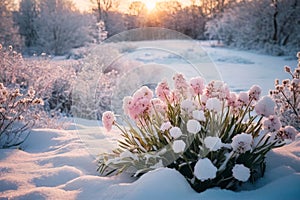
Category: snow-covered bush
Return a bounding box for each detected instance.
[98,73,298,192]
[71,44,120,120]
[0,83,43,148]
[270,52,300,131]
[0,44,75,124]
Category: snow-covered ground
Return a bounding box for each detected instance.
[1,40,299,199]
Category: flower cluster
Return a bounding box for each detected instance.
[98,73,298,192]
[0,83,44,148]
[270,52,300,131]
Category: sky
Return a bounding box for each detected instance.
[73,0,191,12]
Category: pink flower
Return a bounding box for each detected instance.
[123,96,133,115]
[173,73,189,98]
[262,115,281,132]
[150,98,166,115]
[102,111,115,132]
[155,80,170,102]
[227,92,237,107]
[190,77,205,96]
[277,126,298,142]
[254,96,275,117]
[248,85,262,101]
[237,92,249,107]
[205,80,230,100]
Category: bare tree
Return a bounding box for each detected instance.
[16,0,39,48]
[0,0,21,47]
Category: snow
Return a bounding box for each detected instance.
[1,40,300,199]
[194,158,218,181]
[232,164,251,182]
[172,140,186,153]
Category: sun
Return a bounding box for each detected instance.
[145,1,156,11]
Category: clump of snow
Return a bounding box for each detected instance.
[255,96,275,117]
[194,158,217,181]
[187,119,201,134]
[204,136,223,151]
[232,164,251,182]
[170,127,182,139]
[192,110,206,121]
[231,133,253,154]
[206,97,222,113]
[172,140,186,153]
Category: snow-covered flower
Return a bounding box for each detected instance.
[172,140,186,153]
[232,164,250,182]
[237,92,249,107]
[248,85,262,101]
[194,158,217,181]
[262,115,281,132]
[181,99,196,116]
[206,97,222,113]
[170,127,182,139]
[277,126,298,142]
[187,119,201,134]
[192,110,206,122]
[204,136,223,151]
[231,133,253,153]
[155,79,170,102]
[160,121,172,131]
[133,86,153,100]
[190,76,205,96]
[254,96,275,117]
[102,111,115,132]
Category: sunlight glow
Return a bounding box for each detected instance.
[145,1,156,11]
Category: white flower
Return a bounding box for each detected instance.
[194,158,217,181]
[206,97,222,113]
[192,110,206,122]
[169,127,182,139]
[160,121,172,131]
[187,119,201,134]
[254,96,275,117]
[232,164,250,182]
[231,133,253,154]
[204,136,223,151]
[181,99,195,116]
[172,140,186,153]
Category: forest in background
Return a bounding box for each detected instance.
[0,0,299,56]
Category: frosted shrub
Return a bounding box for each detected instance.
[0,83,43,148]
[98,73,299,192]
[0,44,76,117]
[270,52,300,131]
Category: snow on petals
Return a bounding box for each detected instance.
[192,110,206,122]
[206,97,222,113]
[231,133,253,154]
[194,158,217,181]
[172,140,186,153]
[262,115,282,132]
[254,96,275,117]
[204,136,223,151]
[248,85,262,101]
[169,127,182,139]
[232,164,250,182]
[102,111,115,132]
[187,119,201,134]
